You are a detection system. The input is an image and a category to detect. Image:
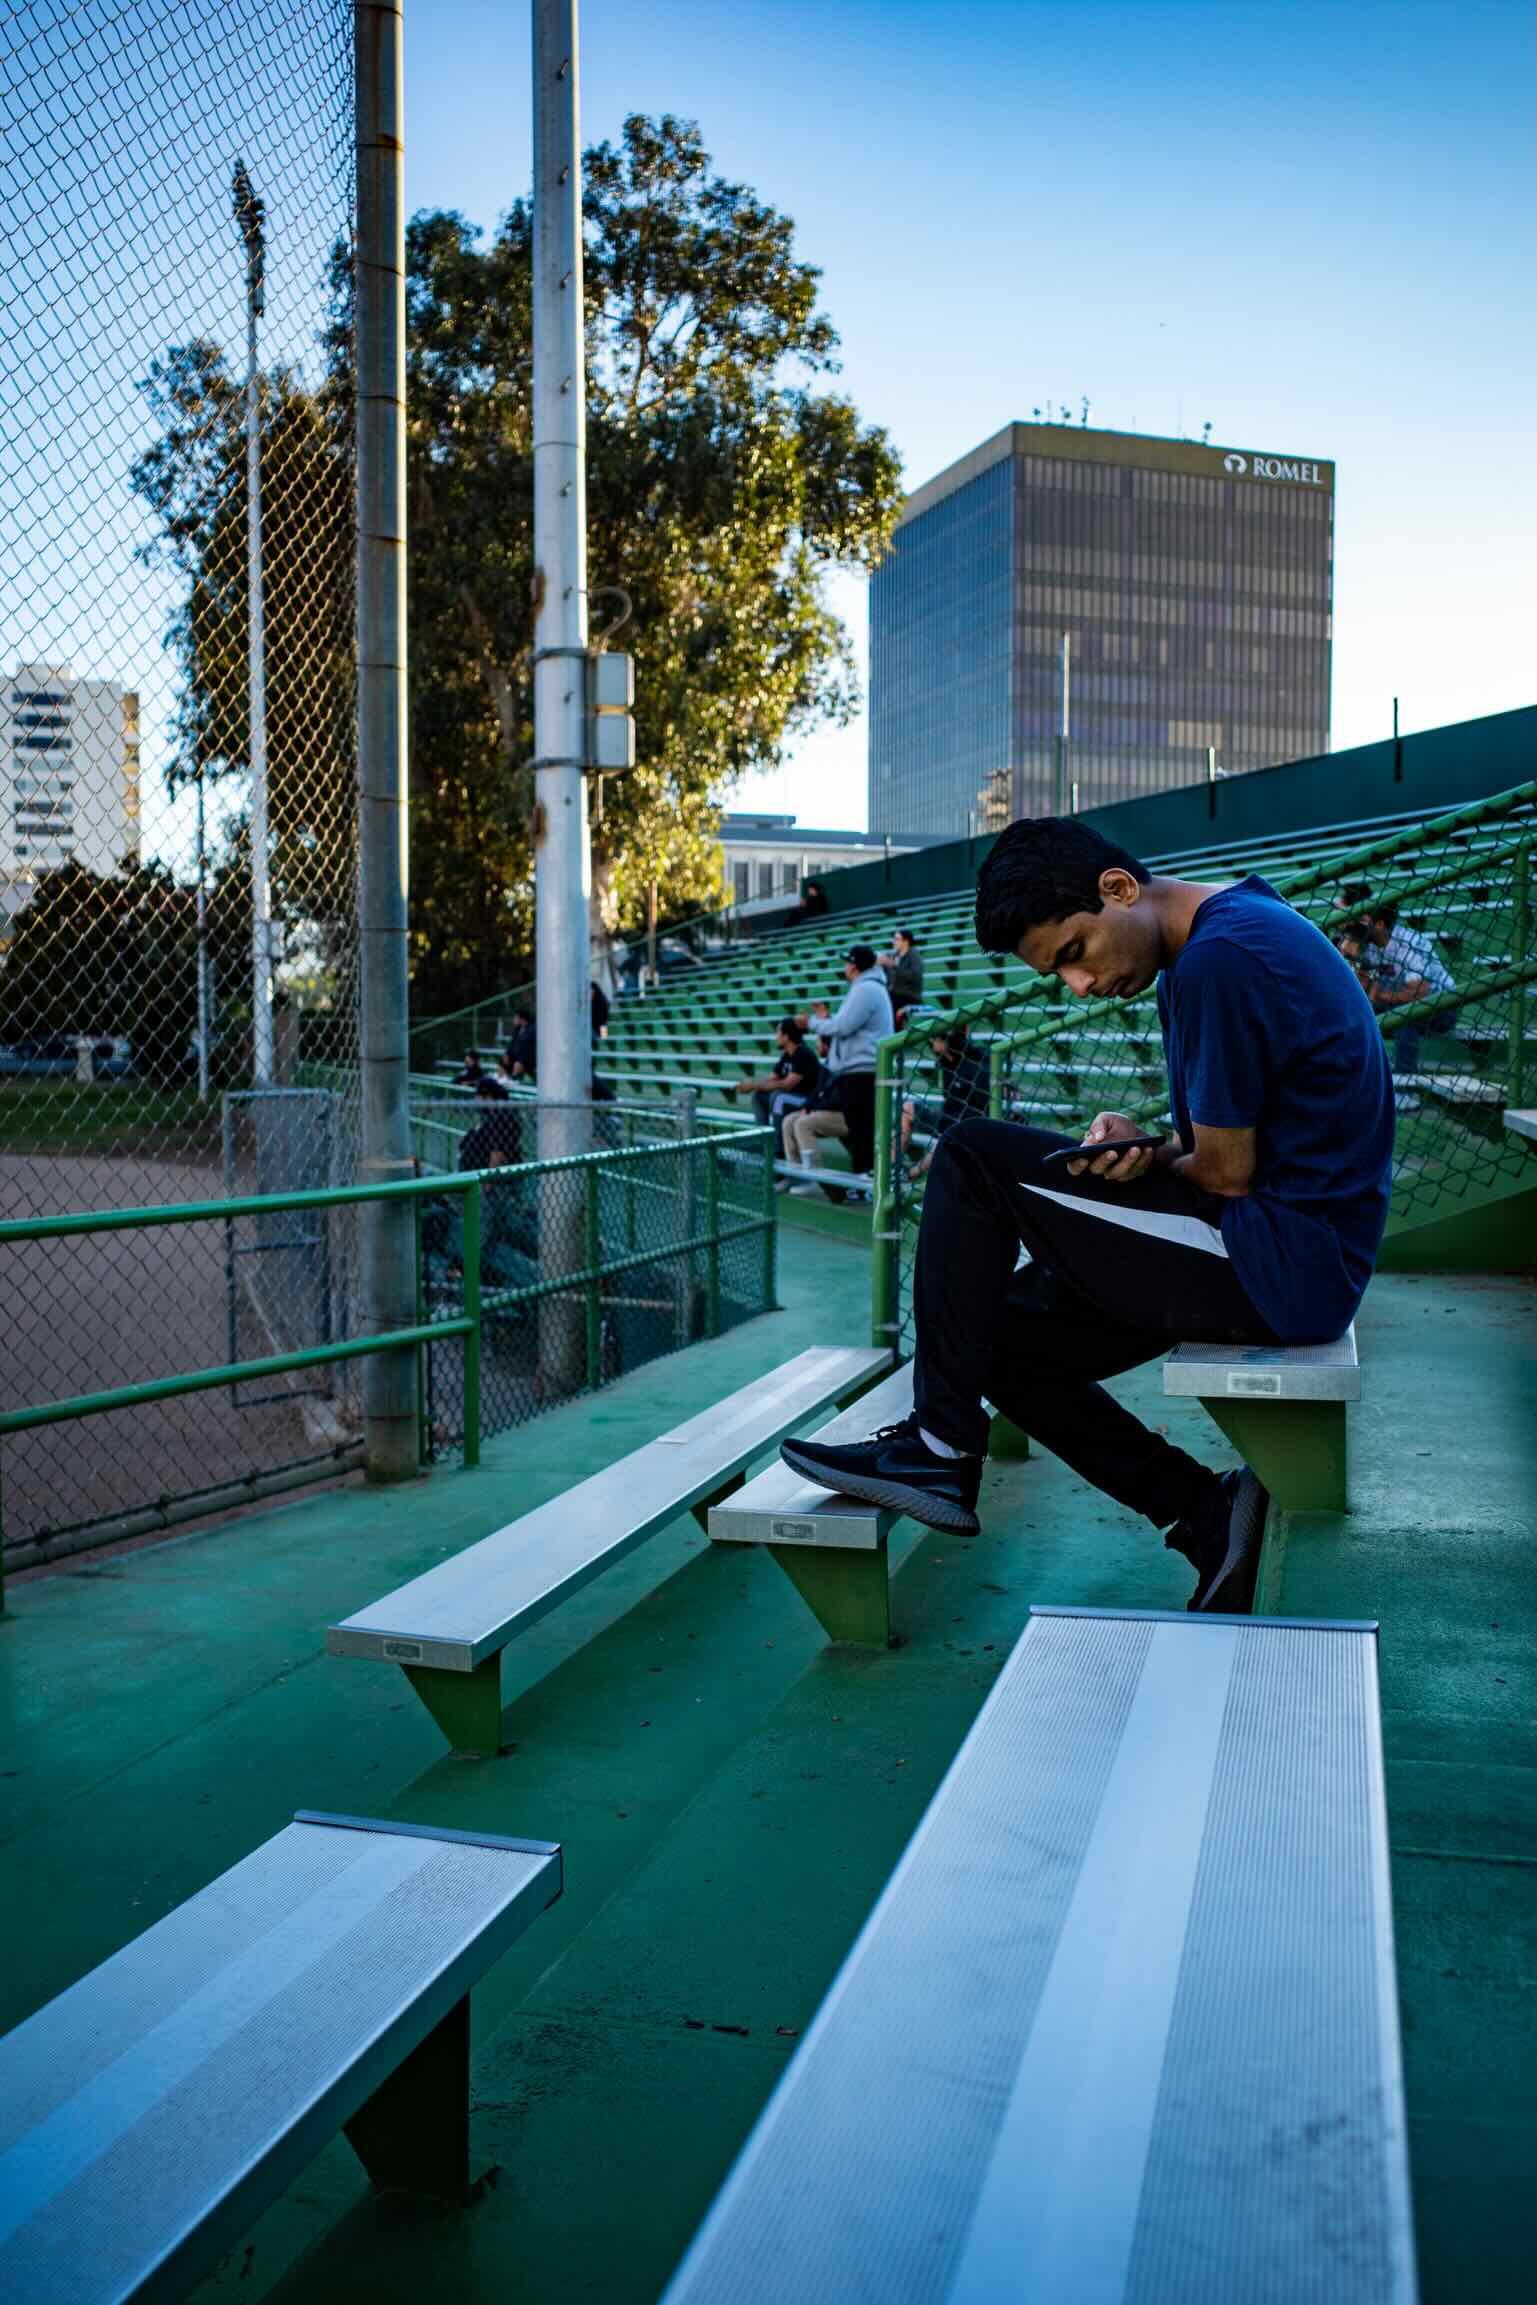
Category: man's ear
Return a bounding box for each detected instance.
[1099,867,1142,909]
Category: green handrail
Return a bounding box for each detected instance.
[0,1169,488,1608]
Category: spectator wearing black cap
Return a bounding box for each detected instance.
[784,944,894,1184]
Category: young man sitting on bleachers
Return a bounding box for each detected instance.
[731,1016,821,1159]
[782,819,1395,1615]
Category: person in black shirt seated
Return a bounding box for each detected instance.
[732,1016,820,1156]
[900,1023,989,1180]
[503,1005,536,1081]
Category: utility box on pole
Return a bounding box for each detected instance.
[590,650,635,771]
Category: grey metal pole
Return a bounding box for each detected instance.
[233,161,274,1085]
[532,0,591,1391]
[532,0,591,1118]
[195,767,211,1099]
[355,0,417,1478]
[1056,631,1071,815]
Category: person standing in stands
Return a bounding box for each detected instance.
[781,819,1394,1617]
[732,1017,821,1157]
[880,928,925,1023]
[783,945,894,1189]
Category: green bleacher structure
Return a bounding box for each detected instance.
[422,786,1537,1247]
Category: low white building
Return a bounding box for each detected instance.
[718,813,939,917]
[1,662,142,928]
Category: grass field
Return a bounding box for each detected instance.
[0,1079,216,1158]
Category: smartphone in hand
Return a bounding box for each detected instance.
[1040,1133,1167,1171]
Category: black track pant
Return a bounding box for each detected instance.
[912,1118,1278,1527]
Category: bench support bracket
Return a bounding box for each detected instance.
[1199,1398,1347,1513]
[769,1540,891,1647]
[344,1992,471,2200]
[403,1656,504,1757]
[692,1469,745,1533]
[988,1412,1031,1461]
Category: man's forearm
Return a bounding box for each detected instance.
[1170,1146,1252,1198]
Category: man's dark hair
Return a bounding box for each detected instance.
[777,1015,804,1042]
[974,818,1151,955]
[1367,896,1399,930]
[895,926,916,946]
[847,944,878,972]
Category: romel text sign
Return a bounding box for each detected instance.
[1222,451,1326,485]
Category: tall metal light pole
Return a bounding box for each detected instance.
[354,1,417,1478]
[532,0,592,1389]
[194,764,211,1098]
[233,159,274,1084]
[1056,630,1072,815]
[532,0,591,1123]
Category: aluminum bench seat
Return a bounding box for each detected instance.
[328,1345,888,1754]
[1398,1069,1504,1105]
[0,1812,562,2305]
[663,1607,1415,2305]
[1164,1324,1359,1510]
[710,1362,913,1643]
[1503,1106,1537,1143]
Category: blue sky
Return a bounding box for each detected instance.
[406,0,1533,829]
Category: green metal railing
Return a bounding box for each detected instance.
[1,1121,776,1594]
[0,1170,483,1608]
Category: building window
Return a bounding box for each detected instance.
[733,861,750,905]
[757,861,775,899]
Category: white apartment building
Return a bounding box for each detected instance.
[718,813,939,917]
[0,662,142,919]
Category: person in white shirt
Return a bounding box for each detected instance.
[1357,898,1457,1077]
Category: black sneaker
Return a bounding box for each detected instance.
[780,1415,982,1535]
[1165,1468,1270,1615]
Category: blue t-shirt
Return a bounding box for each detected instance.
[1157,876,1394,1343]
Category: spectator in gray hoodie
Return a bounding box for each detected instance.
[785,946,894,1185]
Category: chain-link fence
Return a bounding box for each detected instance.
[415,1120,777,1452]
[1,2,361,1541]
[875,787,1537,1357]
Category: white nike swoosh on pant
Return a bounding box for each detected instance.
[1019,1180,1230,1258]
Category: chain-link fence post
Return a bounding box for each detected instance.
[704,1138,721,1337]
[461,1176,482,1469]
[871,1041,901,1353]
[355,0,416,1479]
[1509,838,1530,1110]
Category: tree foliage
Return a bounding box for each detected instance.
[0,859,253,1084]
[129,340,357,936]
[130,115,902,1020]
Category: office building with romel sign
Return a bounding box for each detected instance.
[868,421,1334,836]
